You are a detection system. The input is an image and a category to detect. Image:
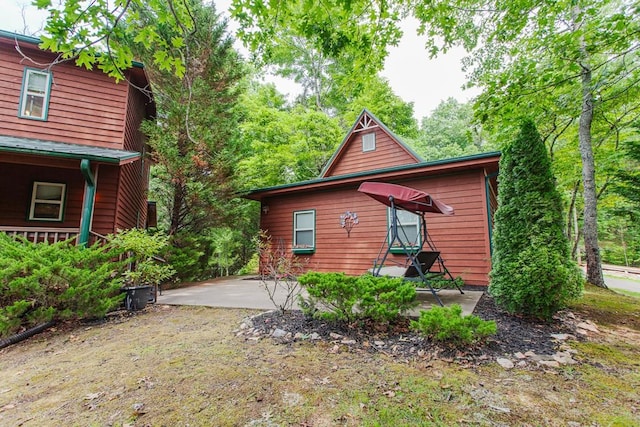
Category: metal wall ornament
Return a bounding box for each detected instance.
[340,211,359,237]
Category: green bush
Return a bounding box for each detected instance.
[111,229,175,287]
[410,304,497,346]
[490,119,583,320]
[297,272,418,324]
[0,234,126,338]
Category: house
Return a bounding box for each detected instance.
[244,109,499,286]
[0,30,155,245]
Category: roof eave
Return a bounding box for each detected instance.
[244,151,501,201]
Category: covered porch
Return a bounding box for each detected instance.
[0,135,141,245]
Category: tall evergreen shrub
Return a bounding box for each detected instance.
[490,120,583,320]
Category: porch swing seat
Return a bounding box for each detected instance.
[373,250,441,279]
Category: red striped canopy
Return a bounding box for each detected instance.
[357,182,454,215]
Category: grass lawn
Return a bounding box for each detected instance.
[0,285,638,426]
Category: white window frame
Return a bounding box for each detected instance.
[293,210,316,252]
[362,132,376,152]
[388,208,421,249]
[29,182,66,222]
[19,68,52,120]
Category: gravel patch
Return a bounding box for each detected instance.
[237,292,583,366]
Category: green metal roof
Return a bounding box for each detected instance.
[245,151,501,197]
[0,135,141,164]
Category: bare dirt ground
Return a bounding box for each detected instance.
[0,285,638,426]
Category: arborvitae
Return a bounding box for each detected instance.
[489,119,583,320]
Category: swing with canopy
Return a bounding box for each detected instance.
[357,181,463,306]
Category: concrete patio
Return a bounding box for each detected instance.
[157,276,484,316]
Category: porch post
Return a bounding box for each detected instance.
[79,159,96,247]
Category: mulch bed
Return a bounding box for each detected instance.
[241,292,582,364]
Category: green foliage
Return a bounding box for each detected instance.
[110,229,175,287]
[231,0,404,83]
[410,305,497,346]
[414,98,495,161]
[136,1,247,235]
[166,227,251,282]
[356,274,419,323]
[339,76,419,139]
[37,0,195,80]
[297,272,418,324]
[237,84,343,189]
[238,253,259,276]
[0,234,125,338]
[166,233,207,282]
[490,120,583,320]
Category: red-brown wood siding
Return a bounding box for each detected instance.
[323,127,419,177]
[92,164,119,236]
[0,39,128,149]
[114,85,149,230]
[0,162,84,227]
[260,170,492,286]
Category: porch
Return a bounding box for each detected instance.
[0,226,107,245]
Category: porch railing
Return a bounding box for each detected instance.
[0,226,80,244]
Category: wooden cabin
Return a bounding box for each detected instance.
[0,30,155,245]
[244,110,499,286]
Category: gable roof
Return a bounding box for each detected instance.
[320,109,423,178]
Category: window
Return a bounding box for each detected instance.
[19,68,52,120]
[362,132,376,152]
[293,210,315,253]
[388,208,421,250]
[29,182,66,221]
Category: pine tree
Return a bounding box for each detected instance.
[490,120,583,320]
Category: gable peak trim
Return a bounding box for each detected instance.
[353,112,380,132]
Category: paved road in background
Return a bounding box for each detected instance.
[604,274,640,293]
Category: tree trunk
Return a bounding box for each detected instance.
[169,182,186,236]
[578,58,606,288]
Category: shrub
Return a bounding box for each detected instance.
[297,272,418,324]
[0,234,125,338]
[298,272,360,322]
[410,304,497,346]
[357,274,419,323]
[110,229,175,287]
[490,119,583,320]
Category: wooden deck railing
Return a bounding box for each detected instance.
[0,226,80,244]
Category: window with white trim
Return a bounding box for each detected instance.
[19,68,52,120]
[29,182,66,221]
[388,208,420,248]
[293,210,315,251]
[362,132,376,152]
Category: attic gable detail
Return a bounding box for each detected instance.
[320,109,422,178]
[353,113,379,133]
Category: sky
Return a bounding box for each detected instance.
[0,1,479,121]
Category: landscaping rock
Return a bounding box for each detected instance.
[576,321,599,333]
[496,358,514,369]
[271,329,288,338]
[553,351,577,365]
